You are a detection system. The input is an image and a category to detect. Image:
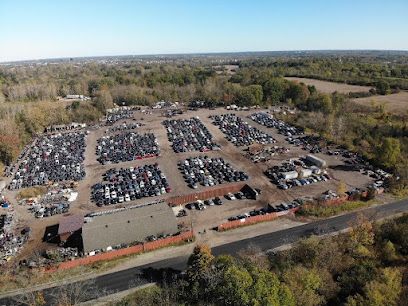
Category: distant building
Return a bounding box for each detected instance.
[82,202,179,255]
[65,94,90,101]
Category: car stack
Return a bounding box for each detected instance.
[96,132,159,164]
[178,156,249,189]
[91,163,171,206]
[163,117,219,153]
[9,132,86,190]
[211,114,275,146]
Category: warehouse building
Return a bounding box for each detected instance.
[82,202,179,255]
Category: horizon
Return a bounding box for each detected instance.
[2,49,408,64]
[1,0,407,62]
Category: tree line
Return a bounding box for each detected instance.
[117,215,408,306]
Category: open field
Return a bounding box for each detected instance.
[285,77,373,93]
[1,106,376,262]
[353,91,408,114]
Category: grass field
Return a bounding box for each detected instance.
[285,77,373,93]
[353,91,408,114]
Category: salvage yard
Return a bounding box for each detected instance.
[0,106,381,263]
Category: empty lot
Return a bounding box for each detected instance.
[353,91,408,114]
[285,77,373,93]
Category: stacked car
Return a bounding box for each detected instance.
[249,112,303,136]
[9,132,86,190]
[211,114,275,146]
[96,132,159,164]
[178,156,249,189]
[91,163,171,206]
[163,117,219,153]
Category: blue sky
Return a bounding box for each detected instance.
[0,0,407,62]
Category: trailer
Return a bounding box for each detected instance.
[306,154,327,168]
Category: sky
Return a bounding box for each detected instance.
[0,0,407,62]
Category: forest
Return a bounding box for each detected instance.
[116,214,408,306]
[0,53,407,194]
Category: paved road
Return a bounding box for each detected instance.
[1,198,407,305]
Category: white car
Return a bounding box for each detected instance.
[226,193,236,200]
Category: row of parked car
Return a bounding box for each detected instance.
[106,121,145,133]
[227,198,304,222]
[163,117,220,153]
[248,112,303,137]
[96,132,159,164]
[9,132,86,190]
[91,163,171,206]
[211,113,276,146]
[185,191,250,212]
[178,156,249,189]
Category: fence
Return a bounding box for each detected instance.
[217,208,299,231]
[167,182,247,206]
[48,230,194,272]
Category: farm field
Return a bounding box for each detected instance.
[353,91,408,114]
[285,77,373,93]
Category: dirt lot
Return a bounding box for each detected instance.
[1,107,375,259]
[353,91,408,114]
[285,77,373,93]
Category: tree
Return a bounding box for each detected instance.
[283,265,324,306]
[263,78,287,104]
[92,89,114,114]
[375,80,391,95]
[185,244,214,301]
[377,137,401,169]
[346,268,402,306]
[286,82,310,106]
[219,265,253,306]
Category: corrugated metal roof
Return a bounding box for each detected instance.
[58,215,84,235]
[82,202,178,254]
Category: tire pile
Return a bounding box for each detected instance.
[91,163,171,206]
[163,117,219,153]
[178,156,249,189]
[211,114,275,146]
[249,112,303,136]
[9,132,86,189]
[96,132,159,164]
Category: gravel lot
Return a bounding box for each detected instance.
[1,106,375,259]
